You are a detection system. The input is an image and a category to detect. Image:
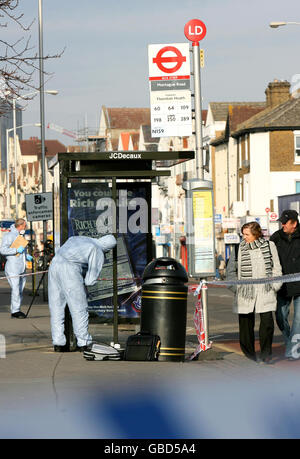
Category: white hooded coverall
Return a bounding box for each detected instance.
[0,224,28,314]
[48,234,116,347]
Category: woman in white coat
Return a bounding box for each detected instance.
[226,221,282,363]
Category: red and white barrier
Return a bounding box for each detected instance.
[189,285,212,360]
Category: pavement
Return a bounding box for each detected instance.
[1,271,300,439]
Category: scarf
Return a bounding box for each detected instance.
[238,237,273,300]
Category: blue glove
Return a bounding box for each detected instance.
[26,255,33,262]
[17,246,25,254]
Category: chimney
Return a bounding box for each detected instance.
[265,79,291,108]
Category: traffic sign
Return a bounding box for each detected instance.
[269,212,278,221]
[224,233,240,244]
[265,207,271,213]
[148,43,190,80]
[184,19,207,42]
[25,192,53,222]
[214,213,222,224]
[152,46,186,74]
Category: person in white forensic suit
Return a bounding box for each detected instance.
[48,234,117,352]
[0,219,33,318]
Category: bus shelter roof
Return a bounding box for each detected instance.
[48,150,195,170]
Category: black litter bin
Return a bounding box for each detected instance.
[141,257,188,362]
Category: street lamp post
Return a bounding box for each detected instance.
[38,0,46,198]
[13,98,17,217]
[6,123,41,219]
[38,0,50,301]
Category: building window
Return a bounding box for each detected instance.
[245,134,248,161]
[296,181,300,193]
[295,133,300,163]
[237,138,241,169]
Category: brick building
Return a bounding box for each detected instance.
[211,79,300,238]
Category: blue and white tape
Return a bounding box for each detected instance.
[208,272,300,287]
[194,272,300,295]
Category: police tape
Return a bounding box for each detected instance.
[2,270,300,289]
[189,289,212,360]
[0,270,49,282]
[0,270,142,283]
[193,271,300,295]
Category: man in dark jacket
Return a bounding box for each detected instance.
[270,209,300,360]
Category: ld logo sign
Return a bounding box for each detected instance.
[184,19,207,42]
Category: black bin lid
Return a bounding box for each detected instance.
[142,257,188,283]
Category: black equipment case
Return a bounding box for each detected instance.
[124,332,161,361]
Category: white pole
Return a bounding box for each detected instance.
[13,99,18,218]
[184,21,210,348]
[201,279,209,347]
[38,0,47,301]
[6,129,11,218]
[193,41,208,342]
[38,0,46,195]
[192,42,204,180]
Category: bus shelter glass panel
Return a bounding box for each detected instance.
[67,178,149,321]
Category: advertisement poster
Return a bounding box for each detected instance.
[192,190,215,275]
[67,180,148,319]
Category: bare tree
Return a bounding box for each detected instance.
[0,0,63,111]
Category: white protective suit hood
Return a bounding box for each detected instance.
[97,234,117,253]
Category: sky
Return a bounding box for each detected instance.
[10,0,300,147]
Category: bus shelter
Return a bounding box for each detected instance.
[48,150,194,349]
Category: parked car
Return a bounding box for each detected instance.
[0,220,15,234]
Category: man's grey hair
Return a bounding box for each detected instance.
[15,218,26,228]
